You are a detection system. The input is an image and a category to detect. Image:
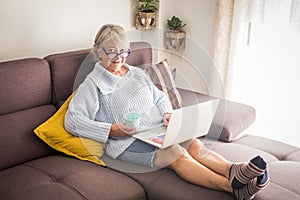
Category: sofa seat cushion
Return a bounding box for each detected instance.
[0,155,146,200]
[285,149,300,162]
[0,165,84,200]
[120,135,300,200]
[206,138,279,163]
[0,105,56,170]
[127,169,235,200]
[268,161,300,196]
[233,135,300,160]
[205,136,300,200]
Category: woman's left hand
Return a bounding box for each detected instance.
[163,113,171,126]
[110,123,137,137]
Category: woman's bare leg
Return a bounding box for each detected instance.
[154,145,232,193]
[182,139,270,199]
[183,139,232,178]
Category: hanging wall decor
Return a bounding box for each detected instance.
[165,16,187,52]
[135,0,159,30]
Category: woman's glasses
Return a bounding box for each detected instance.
[102,48,131,60]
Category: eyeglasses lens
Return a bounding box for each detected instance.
[102,48,130,60]
[108,52,130,59]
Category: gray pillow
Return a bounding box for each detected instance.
[177,88,256,142]
[207,99,256,142]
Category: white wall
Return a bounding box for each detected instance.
[158,0,218,95]
[0,0,216,60]
[0,0,136,61]
[159,0,216,54]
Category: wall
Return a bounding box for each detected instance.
[158,0,218,95]
[0,0,135,61]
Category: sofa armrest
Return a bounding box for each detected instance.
[177,88,256,142]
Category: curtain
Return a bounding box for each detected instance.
[212,0,300,96]
[291,0,300,32]
[211,0,234,93]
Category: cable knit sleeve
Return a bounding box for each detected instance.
[154,88,173,115]
[64,78,110,143]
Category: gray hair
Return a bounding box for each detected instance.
[93,24,129,50]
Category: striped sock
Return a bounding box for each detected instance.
[230,156,266,189]
[233,171,269,200]
[255,171,270,192]
[233,179,256,200]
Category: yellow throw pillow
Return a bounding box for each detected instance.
[34,92,106,166]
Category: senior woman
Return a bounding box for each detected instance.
[64,24,269,200]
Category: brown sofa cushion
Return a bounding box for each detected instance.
[45,49,91,106]
[0,58,55,170]
[123,135,300,200]
[126,41,152,69]
[0,58,51,115]
[0,105,56,170]
[0,155,146,200]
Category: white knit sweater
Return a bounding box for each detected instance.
[64,62,173,158]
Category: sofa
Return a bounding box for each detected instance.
[1,41,299,200]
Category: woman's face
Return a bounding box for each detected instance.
[98,40,129,70]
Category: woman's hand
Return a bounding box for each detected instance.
[163,113,171,126]
[110,123,137,138]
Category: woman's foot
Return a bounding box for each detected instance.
[233,170,269,199]
[229,156,267,189]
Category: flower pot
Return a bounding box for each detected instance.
[165,30,186,51]
[135,11,157,30]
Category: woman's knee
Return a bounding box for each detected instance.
[187,139,204,153]
[153,144,188,168]
[186,139,213,159]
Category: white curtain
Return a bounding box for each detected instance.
[291,0,300,32]
[225,0,300,147]
[211,0,234,92]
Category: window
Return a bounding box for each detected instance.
[228,0,300,147]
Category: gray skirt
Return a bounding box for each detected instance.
[117,139,157,168]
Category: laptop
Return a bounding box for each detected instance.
[133,99,219,149]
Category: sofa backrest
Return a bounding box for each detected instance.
[45,49,91,106]
[0,58,56,170]
[45,41,152,106]
[127,41,152,69]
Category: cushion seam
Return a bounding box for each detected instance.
[22,163,88,200]
[269,180,300,197]
[282,148,300,161]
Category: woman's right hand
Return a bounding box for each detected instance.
[110,123,137,138]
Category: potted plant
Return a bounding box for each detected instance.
[165,16,187,51]
[135,0,159,30]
